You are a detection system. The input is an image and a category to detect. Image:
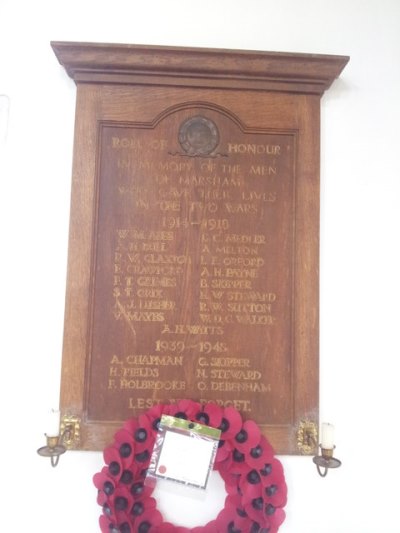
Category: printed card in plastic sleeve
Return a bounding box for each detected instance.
[146,415,221,491]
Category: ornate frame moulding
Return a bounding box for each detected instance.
[52,41,349,454]
[51,41,348,94]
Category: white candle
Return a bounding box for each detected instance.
[321,422,335,449]
[46,409,61,437]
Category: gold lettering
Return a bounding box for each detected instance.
[198,189,231,201]
[221,164,241,174]
[199,314,234,324]
[211,267,257,279]
[157,200,181,211]
[114,311,165,322]
[200,161,217,173]
[158,187,190,199]
[210,369,261,380]
[116,229,174,241]
[137,277,176,287]
[109,367,159,378]
[200,301,223,312]
[201,398,252,412]
[139,300,174,310]
[209,357,250,367]
[129,397,184,410]
[210,382,271,392]
[149,139,168,150]
[211,291,223,299]
[126,265,183,275]
[125,355,183,366]
[178,175,243,187]
[148,231,174,241]
[141,241,167,252]
[235,314,275,325]
[227,143,281,155]
[242,190,277,202]
[226,268,257,278]
[215,245,258,255]
[211,279,252,289]
[120,379,186,390]
[160,324,224,335]
[112,137,142,150]
[227,291,276,302]
[222,257,264,267]
[143,254,189,265]
[155,340,185,352]
[137,289,163,298]
[249,165,277,176]
[224,234,266,244]
[224,203,258,214]
[227,303,272,313]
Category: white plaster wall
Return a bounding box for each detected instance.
[1,0,399,531]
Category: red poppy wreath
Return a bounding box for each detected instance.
[93,400,287,533]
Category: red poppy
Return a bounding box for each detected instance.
[199,402,224,428]
[259,459,288,509]
[142,403,171,432]
[232,419,261,453]
[218,447,252,475]
[216,504,254,532]
[93,467,115,491]
[223,493,253,528]
[132,507,163,532]
[117,417,155,455]
[245,435,275,470]
[215,466,238,493]
[170,399,201,420]
[103,445,128,482]
[93,468,117,506]
[130,495,157,521]
[214,437,233,463]
[130,478,154,501]
[218,406,243,439]
[263,506,286,533]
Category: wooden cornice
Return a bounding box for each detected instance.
[51,41,349,95]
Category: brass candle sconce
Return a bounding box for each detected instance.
[297,420,342,477]
[312,422,342,477]
[37,413,81,467]
[312,445,342,477]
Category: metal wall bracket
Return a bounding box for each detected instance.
[297,420,318,454]
[60,415,81,449]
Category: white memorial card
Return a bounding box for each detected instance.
[150,415,221,490]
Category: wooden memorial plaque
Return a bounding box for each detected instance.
[52,42,348,453]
